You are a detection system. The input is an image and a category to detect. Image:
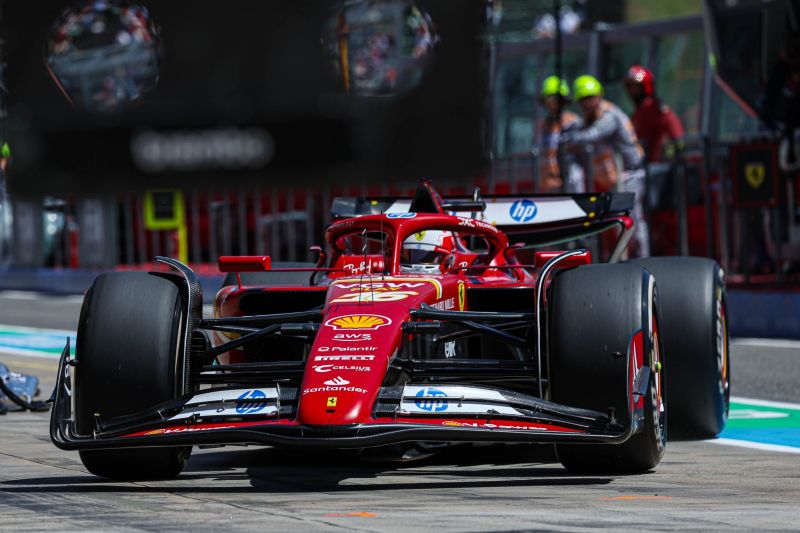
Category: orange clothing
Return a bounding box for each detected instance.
[537,111,581,191]
[566,100,645,191]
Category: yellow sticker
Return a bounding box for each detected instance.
[744,162,766,189]
[331,291,417,303]
[326,314,391,330]
[414,231,426,241]
[327,397,338,408]
[457,281,466,311]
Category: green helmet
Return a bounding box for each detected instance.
[541,75,569,99]
[0,142,9,159]
[573,75,604,100]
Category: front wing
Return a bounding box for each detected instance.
[50,341,638,451]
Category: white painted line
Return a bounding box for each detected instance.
[0,291,41,300]
[0,291,85,303]
[731,338,800,350]
[0,346,71,359]
[731,396,800,411]
[708,438,800,455]
[0,323,76,337]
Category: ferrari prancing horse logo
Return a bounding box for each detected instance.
[744,162,766,189]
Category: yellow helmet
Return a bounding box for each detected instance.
[573,75,604,100]
[541,75,570,99]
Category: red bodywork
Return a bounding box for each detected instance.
[213,212,587,429]
[50,182,646,452]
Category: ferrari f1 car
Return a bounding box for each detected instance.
[50,180,730,479]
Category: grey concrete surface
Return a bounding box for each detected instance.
[727,340,800,403]
[1,406,800,532]
[0,291,84,331]
[1,293,800,531]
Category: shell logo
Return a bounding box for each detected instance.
[144,429,167,435]
[325,314,392,330]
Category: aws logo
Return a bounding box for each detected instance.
[332,333,372,341]
[325,314,392,330]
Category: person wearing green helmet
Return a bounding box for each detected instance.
[560,74,649,257]
[0,142,9,174]
[536,75,584,192]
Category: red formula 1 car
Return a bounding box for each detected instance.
[50,180,730,479]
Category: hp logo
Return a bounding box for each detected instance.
[235,389,267,414]
[414,387,448,412]
[509,199,538,223]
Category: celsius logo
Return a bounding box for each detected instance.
[313,365,371,373]
[414,387,448,412]
[509,199,538,222]
[324,376,350,386]
[325,314,391,330]
[235,389,267,414]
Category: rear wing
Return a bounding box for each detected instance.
[331,184,634,250]
[332,193,632,226]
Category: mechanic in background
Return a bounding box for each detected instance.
[624,65,685,256]
[560,75,649,257]
[624,65,684,163]
[536,75,584,192]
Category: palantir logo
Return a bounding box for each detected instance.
[509,199,538,223]
[414,387,448,412]
[235,389,267,414]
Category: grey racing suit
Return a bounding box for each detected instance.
[562,99,649,257]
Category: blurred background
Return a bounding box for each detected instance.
[0,0,797,339]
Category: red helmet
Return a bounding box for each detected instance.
[625,65,655,97]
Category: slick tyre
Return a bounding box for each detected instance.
[549,264,666,474]
[75,272,191,480]
[630,257,730,439]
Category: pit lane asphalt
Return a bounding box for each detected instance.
[1,292,799,532]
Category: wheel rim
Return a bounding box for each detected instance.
[718,298,730,419]
[651,307,666,449]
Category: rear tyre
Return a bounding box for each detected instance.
[76,272,191,480]
[631,257,730,439]
[549,264,666,474]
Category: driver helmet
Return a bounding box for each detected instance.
[400,230,454,273]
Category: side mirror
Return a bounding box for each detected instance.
[218,256,272,272]
[309,245,327,268]
[533,250,592,269]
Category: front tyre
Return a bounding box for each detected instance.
[549,264,666,474]
[76,272,190,480]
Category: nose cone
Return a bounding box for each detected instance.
[297,312,398,425]
[297,276,454,425]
